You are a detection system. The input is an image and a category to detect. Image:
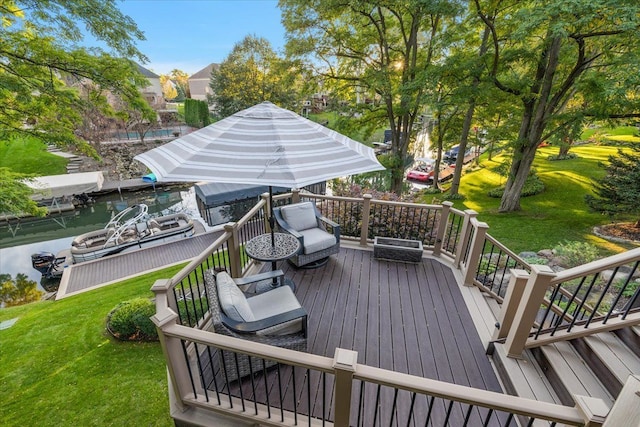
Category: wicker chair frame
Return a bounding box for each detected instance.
[203,269,307,382]
[273,203,340,267]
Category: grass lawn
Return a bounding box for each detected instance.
[0,265,186,427]
[439,145,637,255]
[581,125,640,143]
[0,136,68,175]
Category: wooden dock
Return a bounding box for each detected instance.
[56,227,222,299]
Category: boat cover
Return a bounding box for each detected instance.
[27,171,105,200]
[194,182,288,207]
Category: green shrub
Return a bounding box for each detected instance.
[553,240,600,267]
[547,153,578,161]
[444,192,466,201]
[107,298,158,341]
[613,278,640,299]
[488,172,545,198]
[522,256,548,265]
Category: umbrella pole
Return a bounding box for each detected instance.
[268,186,278,281]
[269,186,275,247]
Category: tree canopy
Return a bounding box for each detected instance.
[0,0,151,216]
[281,0,463,193]
[209,35,299,118]
[474,0,640,211]
[0,0,149,153]
[586,144,640,227]
[280,0,640,206]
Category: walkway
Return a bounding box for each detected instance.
[57,227,222,299]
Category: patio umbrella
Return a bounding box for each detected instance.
[134,101,385,244]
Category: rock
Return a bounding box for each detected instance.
[519,251,538,259]
[537,249,554,259]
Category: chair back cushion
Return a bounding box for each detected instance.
[280,202,317,232]
[216,272,255,322]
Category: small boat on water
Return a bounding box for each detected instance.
[31,204,195,276]
[70,204,194,263]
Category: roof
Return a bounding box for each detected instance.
[27,171,105,200]
[189,63,219,80]
[135,63,160,79]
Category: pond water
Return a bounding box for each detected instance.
[0,185,212,288]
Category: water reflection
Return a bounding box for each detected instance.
[0,185,208,289]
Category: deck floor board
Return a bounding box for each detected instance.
[207,248,508,425]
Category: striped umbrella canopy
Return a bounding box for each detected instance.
[133,101,385,188]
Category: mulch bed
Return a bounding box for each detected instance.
[596,222,640,244]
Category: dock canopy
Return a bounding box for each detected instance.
[194,182,287,207]
[27,171,105,201]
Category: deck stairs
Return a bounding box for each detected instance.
[490,323,640,412]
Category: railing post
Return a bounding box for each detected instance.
[493,269,530,341]
[151,280,194,412]
[462,219,489,286]
[333,348,358,427]
[602,375,640,427]
[360,194,372,246]
[573,395,609,427]
[224,222,242,278]
[455,209,478,267]
[261,193,271,231]
[504,265,556,358]
[432,201,453,257]
[291,188,301,203]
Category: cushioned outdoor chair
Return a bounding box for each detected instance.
[273,202,340,268]
[204,269,308,382]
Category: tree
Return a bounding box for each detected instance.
[474,0,640,212]
[114,96,158,143]
[281,0,462,194]
[170,69,191,99]
[0,1,151,216]
[0,273,44,307]
[160,75,178,101]
[183,99,210,128]
[209,35,299,118]
[586,144,640,227]
[0,168,47,217]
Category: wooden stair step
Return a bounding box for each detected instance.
[492,343,560,404]
[536,341,613,407]
[581,333,640,395]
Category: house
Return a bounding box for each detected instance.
[188,63,219,102]
[135,63,164,109]
[151,192,640,426]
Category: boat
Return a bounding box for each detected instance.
[68,204,195,263]
[31,204,194,278]
[31,251,67,280]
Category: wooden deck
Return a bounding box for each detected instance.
[57,227,221,299]
[203,247,508,425]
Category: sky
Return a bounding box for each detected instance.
[116,0,286,76]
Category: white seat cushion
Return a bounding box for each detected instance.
[247,286,303,335]
[280,202,317,231]
[216,272,254,322]
[299,228,337,254]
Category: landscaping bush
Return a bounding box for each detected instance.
[547,153,578,161]
[553,240,600,267]
[487,172,545,198]
[106,298,158,341]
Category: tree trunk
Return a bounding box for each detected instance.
[448,101,474,195]
[498,143,537,211]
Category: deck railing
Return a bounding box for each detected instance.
[495,248,640,357]
[151,192,635,426]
